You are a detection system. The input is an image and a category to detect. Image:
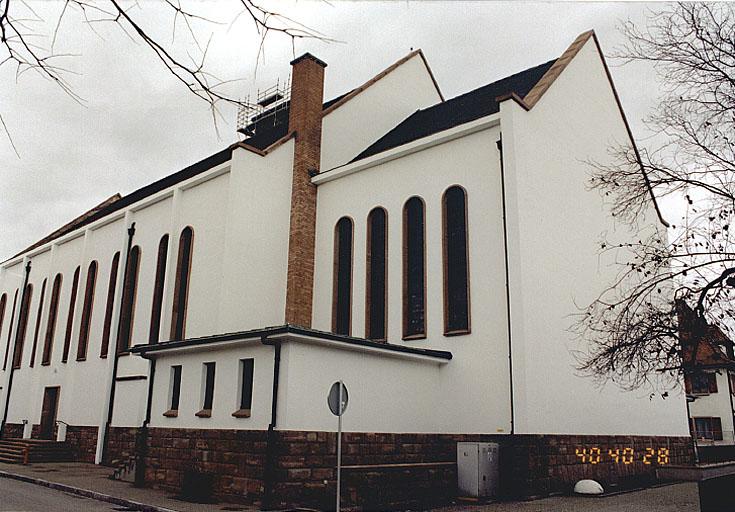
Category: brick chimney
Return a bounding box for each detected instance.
[284,53,327,327]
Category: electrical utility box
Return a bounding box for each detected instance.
[457,442,500,498]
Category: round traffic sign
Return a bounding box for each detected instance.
[327,381,349,416]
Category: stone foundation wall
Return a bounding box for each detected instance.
[2,423,24,439]
[65,426,98,463]
[104,426,138,465]
[136,429,693,510]
[143,427,267,502]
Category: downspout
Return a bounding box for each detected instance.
[101,222,136,463]
[497,137,515,435]
[134,353,156,487]
[0,260,31,439]
[261,335,282,510]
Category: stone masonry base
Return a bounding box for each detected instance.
[138,428,693,510]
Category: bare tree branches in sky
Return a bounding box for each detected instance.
[0,0,329,150]
[577,2,735,390]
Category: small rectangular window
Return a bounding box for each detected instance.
[196,362,215,417]
[234,359,254,418]
[686,372,718,395]
[163,365,182,417]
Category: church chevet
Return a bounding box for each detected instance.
[0,30,692,509]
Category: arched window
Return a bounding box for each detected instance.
[3,289,18,370]
[29,279,47,367]
[42,275,62,365]
[149,235,169,344]
[12,283,32,369]
[100,253,120,358]
[332,217,353,336]
[118,246,140,352]
[443,186,471,335]
[403,197,426,339]
[171,227,193,341]
[76,261,98,361]
[366,208,387,341]
[62,267,80,363]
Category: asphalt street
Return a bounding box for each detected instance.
[0,478,122,512]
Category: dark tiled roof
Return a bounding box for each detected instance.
[351,59,556,162]
[240,90,354,150]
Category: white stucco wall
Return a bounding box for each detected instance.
[146,342,274,430]
[311,126,512,434]
[320,53,443,171]
[499,37,689,436]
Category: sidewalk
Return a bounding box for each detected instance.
[0,461,257,512]
[0,461,701,511]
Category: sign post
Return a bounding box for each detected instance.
[328,381,348,512]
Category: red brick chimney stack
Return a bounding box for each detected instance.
[284,53,327,327]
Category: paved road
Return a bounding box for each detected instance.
[0,478,121,512]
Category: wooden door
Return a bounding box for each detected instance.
[39,387,59,440]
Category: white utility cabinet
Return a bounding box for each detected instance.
[457,442,499,498]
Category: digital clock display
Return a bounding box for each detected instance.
[575,447,670,465]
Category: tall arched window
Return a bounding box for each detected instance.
[12,283,32,369]
[118,246,140,352]
[403,197,426,340]
[3,289,18,370]
[366,208,387,341]
[443,186,471,335]
[29,279,47,367]
[171,227,193,341]
[62,267,80,363]
[149,235,169,344]
[100,252,120,358]
[0,294,6,364]
[332,217,353,336]
[42,275,62,365]
[77,261,98,361]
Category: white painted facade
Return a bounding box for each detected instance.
[0,33,689,467]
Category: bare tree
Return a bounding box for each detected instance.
[577,2,735,390]
[0,0,329,153]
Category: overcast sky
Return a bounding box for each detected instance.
[0,1,664,259]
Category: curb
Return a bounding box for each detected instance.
[0,469,179,512]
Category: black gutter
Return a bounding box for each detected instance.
[101,222,136,463]
[130,324,452,361]
[0,260,31,439]
[497,137,515,435]
[261,335,282,510]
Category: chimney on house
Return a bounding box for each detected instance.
[284,53,327,327]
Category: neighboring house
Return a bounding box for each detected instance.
[678,301,735,446]
[0,31,692,509]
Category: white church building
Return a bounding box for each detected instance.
[0,31,692,508]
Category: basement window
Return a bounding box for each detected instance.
[196,362,215,418]
[164,365,182,418]
[233,358,254,418]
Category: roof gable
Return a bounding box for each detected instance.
[351,59,556,162]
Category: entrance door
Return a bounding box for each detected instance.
[39,387,59,440]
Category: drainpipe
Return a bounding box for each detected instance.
[497,137,515,435]
[0,260,31,439]
[261,335,282,510]
[134,353,156,487]
[101,222,136,463]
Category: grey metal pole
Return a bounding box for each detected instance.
[336,380,343,512]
